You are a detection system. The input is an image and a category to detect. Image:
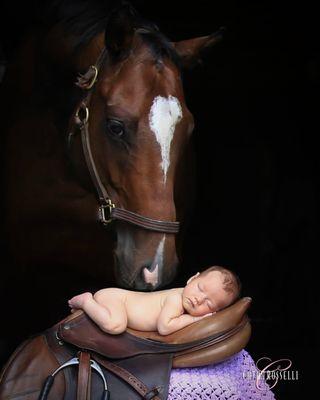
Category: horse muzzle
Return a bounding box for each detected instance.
[114,230,178,290]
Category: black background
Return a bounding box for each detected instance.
[1,1,318,398]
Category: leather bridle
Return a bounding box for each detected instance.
[68,49,180,234]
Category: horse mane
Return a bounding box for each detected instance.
[135,27,181,70]
[36,0,181,68]
[37,0,118,46]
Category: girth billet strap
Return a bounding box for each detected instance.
[77,352,92,400]
[72,49,180,234]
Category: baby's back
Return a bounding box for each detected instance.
[95,287,181,331]
[126,290,168,331]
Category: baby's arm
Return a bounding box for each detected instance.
[68,290,127,335]
[157,294,211,335]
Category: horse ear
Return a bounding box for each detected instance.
[105,2,138,59]
[172,27,226,69]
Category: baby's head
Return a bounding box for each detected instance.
[182,266,241,316]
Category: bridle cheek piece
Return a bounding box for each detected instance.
[70,49,180,234]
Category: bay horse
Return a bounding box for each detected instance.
[0,0,223,359]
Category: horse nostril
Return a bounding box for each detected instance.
[143,262,156,272]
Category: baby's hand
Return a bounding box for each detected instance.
[192,312,213,322]
[202,312,214,318]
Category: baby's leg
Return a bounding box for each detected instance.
[68,292,127,335]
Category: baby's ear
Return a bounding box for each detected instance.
[187,272,200,284]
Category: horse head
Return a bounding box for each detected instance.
[2,2,223,292]
[64,4,224,290]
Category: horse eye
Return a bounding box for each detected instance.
[106,119,124,137]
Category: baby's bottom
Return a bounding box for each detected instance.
[68,293,127,335]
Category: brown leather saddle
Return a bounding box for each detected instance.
[0,297,252,400]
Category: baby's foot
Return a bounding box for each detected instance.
[68,292,93,309]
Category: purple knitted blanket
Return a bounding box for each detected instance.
[168,350,275,399]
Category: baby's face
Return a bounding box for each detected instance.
[182,271,233,316]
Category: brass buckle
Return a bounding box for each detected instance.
[75,103,89,126]
[84,65,98,90]
[76,65,99,90]
[99,199,115,224]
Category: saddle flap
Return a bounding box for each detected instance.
[58,297,252,363]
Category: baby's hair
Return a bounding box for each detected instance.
[200,266,242,306]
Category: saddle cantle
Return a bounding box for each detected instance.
[0,297,252,400]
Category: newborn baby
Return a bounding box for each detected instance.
[68,265,241,336]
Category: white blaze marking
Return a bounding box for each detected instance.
[149,96,183,182]
[143,235,166,287]
[143,264,159,287]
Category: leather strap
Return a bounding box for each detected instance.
[92,354,161,400]
[70,49,180,234]
[111,208,180,233]
[77,352,91,400]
